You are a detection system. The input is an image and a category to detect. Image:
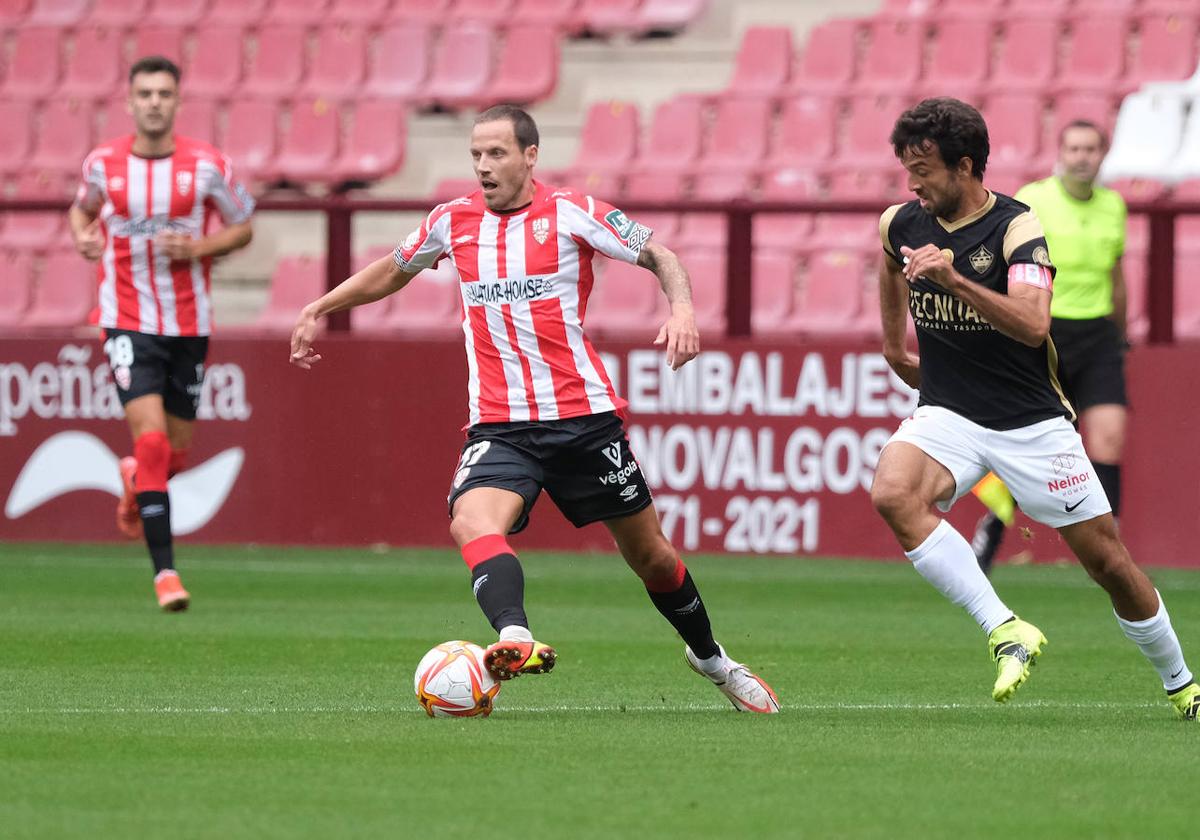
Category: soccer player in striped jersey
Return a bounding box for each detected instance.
[290,105,778,713]
[69,56,255,611]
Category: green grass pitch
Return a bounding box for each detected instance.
[1,543,1196,839]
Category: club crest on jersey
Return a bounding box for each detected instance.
[1033,245,1052,267]
[108,176,125,191]
[175,170,192,197]
[969,244,994,274]
[531,217,550,245]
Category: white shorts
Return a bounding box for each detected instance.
[884,405,1112,529]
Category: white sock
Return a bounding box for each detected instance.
[1115,591,1193,692]
[693,643,730,677]
[498,625,532,643]
[906,520,1014,635]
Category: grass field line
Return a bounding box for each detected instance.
[0,699,1166,715]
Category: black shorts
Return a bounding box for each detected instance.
[1050,317,1127,412]
[446,411,654,534]
[101,329,209,421]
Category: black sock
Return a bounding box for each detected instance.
[645,570,719,659]
[136,491,174,574]
[1094,461,1121,517]
[471,553,528,633]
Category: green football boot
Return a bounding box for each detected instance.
[1167,682,1200,721]
[988,617,1047,703]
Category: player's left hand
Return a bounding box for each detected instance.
[900,245,957,291]
[654,307,700,370]
[154,231,196,261]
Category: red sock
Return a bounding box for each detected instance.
[644,556,688,592]
[133,431,171,493]
[169,448,188,479]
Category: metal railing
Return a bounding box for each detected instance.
[4,196,1194,343]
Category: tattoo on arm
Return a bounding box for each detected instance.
[639,242,693,308]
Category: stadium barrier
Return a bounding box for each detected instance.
[2,334,1198,567]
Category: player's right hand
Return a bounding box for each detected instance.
[289,310,323,370]
[73,220,104,261]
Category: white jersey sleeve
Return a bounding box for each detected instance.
[558,194,653,265]
[200,153,255,224]
[394,204,454,273]
[74,151,107,213]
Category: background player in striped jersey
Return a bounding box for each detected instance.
[69,56,255,611]
[290,105,778,713]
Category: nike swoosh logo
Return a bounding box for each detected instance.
[1170,667,1185,680]
[1064,496,1089,513]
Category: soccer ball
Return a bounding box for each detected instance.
[413,641,501,718]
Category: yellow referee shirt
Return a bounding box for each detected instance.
[1014,177,1126,320]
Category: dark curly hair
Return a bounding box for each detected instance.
[890,97,989,180]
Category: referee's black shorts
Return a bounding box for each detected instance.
[1050,317,1127,412]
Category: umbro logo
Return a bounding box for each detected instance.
[602,442,622,468]
[473,574,489,597]
[620,485,639,502]
[1064,496,1089,513]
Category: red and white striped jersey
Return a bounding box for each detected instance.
[395,181,654,427]
[75,134,255,337]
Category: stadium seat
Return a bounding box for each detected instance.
[1100,92,1185,181]
[387,0,453,23]
[563,169,624,201]
[30,101,94,177]
[635,0,707,35]
[275,99,340,182]
[452,0,514,25]
[1174,178,1200,200]
[1053,16,1128,94]
[22,250,96,329]
[790,18,858,94]
[985,165,1034,197]
[0,102,34,177]
[826,169,901,203]
[751,250,799,334]
[253,255,327,332]
[1,28,61,100]
[1105,178,1170,202]
[1124,12,1199,93]
[635,211,680,245]
[623,171,688,201]
[88,0,149,25]
[0,0,31,25]
[187,26,245,99]
[878,0,938,18]
[988,17,1058,93]
[206,0,268,23]
[146,0,208,24]
[633,96,704,174]
[726,26,792,96]
[482,25,559,106]
[1176,215,1200,252]
[811,213,878,251]
[25,0,88,25]
[1176,252,1200,338]
[382,258,462,335]
[365,22,430,100]
[243,24,306,98]
[984,94,1043,168]
[922,19,992,100]
[303,24,368,99]
[0,251,35,327]
[574,0,641,37]
[431,178,479,200]
[424,24,493,110]
[753,213,814,252]
[571,101,640,173]
[766,96,837,171]
[332,99,407,183]
[330,0,389,22]
[510,0,578,30]
[787,250,865,337]
[692,172,756,201]
[98,98,131,140]
[759,167,820,201]
[586,258,665,337]
[267,0,330,24]
[174,99,218,146]
[675,247,725,331]
[62,27,122,100]
[701,97,771,172]
[222,99,279,182]
[837,95,911,168]
[859,19,925,93]
[132,25,186,67]
[677,213,726,249]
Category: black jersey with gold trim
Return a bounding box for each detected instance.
[880,191,1075,431]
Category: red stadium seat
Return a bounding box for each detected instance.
[635,0,707,35]
[811,213,878,251]
[636,211,680,245]
[0,0,31,25]
[623,171,687,201]
[563,170,624,201]
[510,0,578,30]
[727,26,792,96]
[26,0,88,25]
[431,178,479,200]
[767,96,837,170]
[790,18,858,94]
[984,94,1044,168]
[989,18,1059,93]
[634,96,703,173]
[267,0,330,24]
[425,24,493,110]
[826,169,902,203]
[751,250,800,334]
[331,99,407,183]
[188,25,246,98]
[452,0,513,25]
[0,102,35,177]
[1125,12,1198,92]
[483,25,559,106]
[275,99,340,182]
[330,0,389,22]
[304,24,368,99]
[675,247,725,331]
[146,0,208,24]
[2,28,62,101]
[571,101,640,173]
[365,22,430,100]
[837,95,911,168]
[759,167,820,201]
[692,172,756,201]
[22,250,96,329]
[88,0,149,25]
[879,0,939,18]
[754,214,814,252]
[387,0,452,23]
[222,99,279,182]
[207,0,268,23]
[98,98,131,140]
[253,255,327,332]
[132,25,186,67]
[30,101,94,177]
[702,97,771,172]
[175,99,218,146]
[0,171,69,251]
[1105,178,1170,202]
[574,0,641,37]
[243,24,306,98]
[62,27,122,100]
[1176,252,1200,338]
[923,19,992,99]
[677,214,726,249]
[787,250,865,337]
[0,251,35,327]
[380,259,462,335]
[1054,16,1128,93]
[859,19,925,94]
[586,258,665,337]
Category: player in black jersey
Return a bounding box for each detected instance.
[869,98,1197,719]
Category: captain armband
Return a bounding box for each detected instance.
[1008,263,1053,291]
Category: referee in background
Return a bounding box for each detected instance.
[972,119,1130,572]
